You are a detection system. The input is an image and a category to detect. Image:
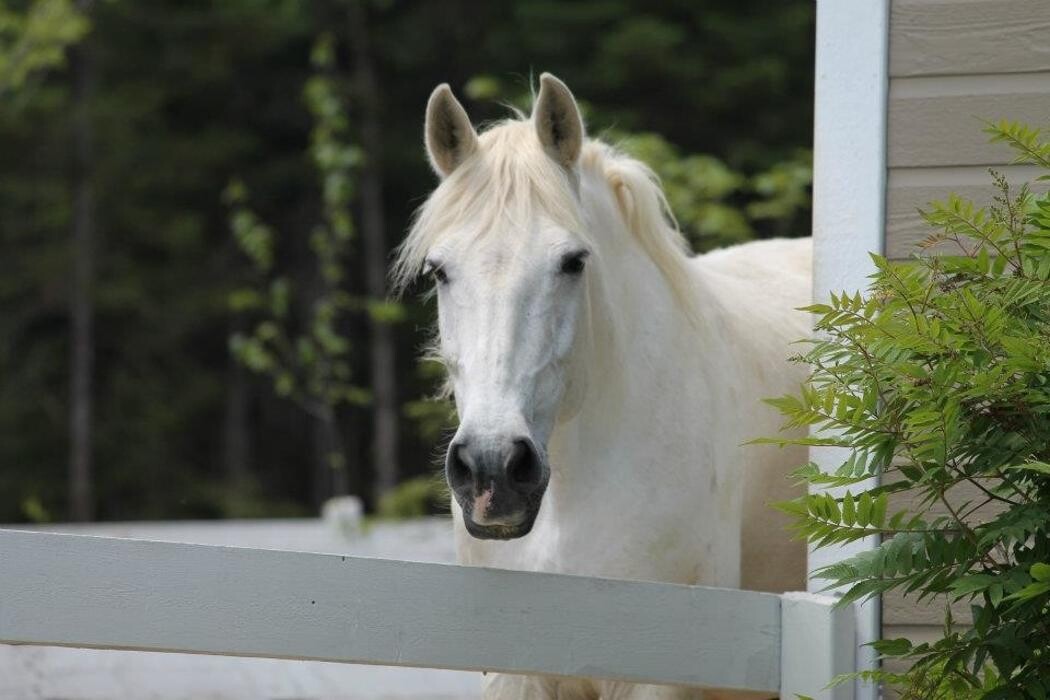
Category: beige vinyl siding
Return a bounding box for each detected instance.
[886,165,1048,258]
[881,626,946,682]
[885,1,1050,263]
[881,0,1050,680]
[888,73,1050,168]
[890,0,1050,78]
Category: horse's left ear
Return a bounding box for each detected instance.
[533,73,584,169]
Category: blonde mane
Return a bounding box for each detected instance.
[393,115,697,320]
[579,138,697,319]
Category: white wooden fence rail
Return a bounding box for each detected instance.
[0,529,854,697]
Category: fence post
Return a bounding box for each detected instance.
[780,592,856,700]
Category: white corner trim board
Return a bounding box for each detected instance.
[0,529,789,693]
[781,593,858,700]
[813,1,890,698]
[813,0,889,299]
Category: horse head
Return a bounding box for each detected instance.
[401,74,591,540]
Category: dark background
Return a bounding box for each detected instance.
[0,0,815,523]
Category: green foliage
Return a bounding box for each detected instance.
[765,122,1050,697]
[747,149,813,224]
[20,494,51,523]
[0,0,815,522]
[228,34,372,418]
[845,660,1001,700]
[0,0,87,94]
[0,0,325,521]
[374,474,448,520]
[986,120,1050,174]
[402,356,457,443]
[619,132,810,251]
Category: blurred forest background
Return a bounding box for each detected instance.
[0,0,814,524]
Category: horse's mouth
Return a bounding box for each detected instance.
[464,519,533,540]
[452,469,548,541]
[462,508,538,540]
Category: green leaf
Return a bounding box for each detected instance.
[872,637,913,656]
[842,491,856,527]
[949,574,997,599]
[1003,581,1050,602]
[366,299,407,324]
[857,492,872,527]
[1007,461,1050,476]
[1031,563,1050,583]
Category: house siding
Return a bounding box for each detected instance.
[881,0,1050,687]
[885,0,1050,261]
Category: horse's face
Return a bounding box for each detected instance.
[420,75,587,540]
[427,218,589,539]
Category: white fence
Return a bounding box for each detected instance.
[0,528,854,697]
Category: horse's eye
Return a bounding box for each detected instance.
[560,252,588,275]
[424,260,449,285]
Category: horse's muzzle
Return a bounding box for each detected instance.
[446,435,548,540]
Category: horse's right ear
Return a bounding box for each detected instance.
[425,84,478,178]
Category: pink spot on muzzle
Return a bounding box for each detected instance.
[473,485,495,518]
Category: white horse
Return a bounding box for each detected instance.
[394,74,810,699]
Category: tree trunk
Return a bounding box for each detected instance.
[68,1,95,522]
[223,320,251,506]
[312,405,346,510]
[349,0,399,503]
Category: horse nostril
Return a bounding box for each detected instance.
[506,439,542,491]
[447,444,473,492]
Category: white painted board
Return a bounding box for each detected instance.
[812,1,889,697]
[0,529,782,692]
[780,593,856,700]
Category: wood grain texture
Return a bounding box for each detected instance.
[890,0,1050,78]
[888,73,1050,168]
[0,529,783,692]
[886,165,1049,259]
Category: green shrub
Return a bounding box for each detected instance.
[374,475,448,520]
[227,35,375,417]
[765,121,1050,698]
[0,0,88,94]
[620,132,811,251]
